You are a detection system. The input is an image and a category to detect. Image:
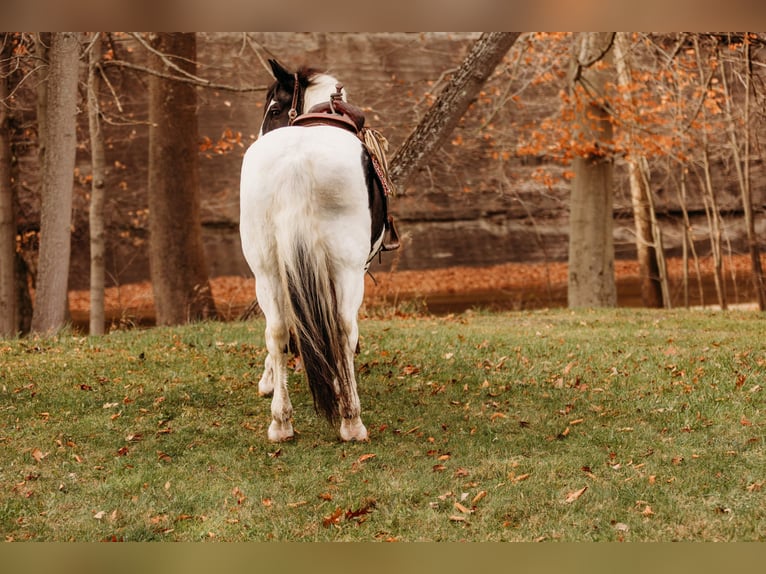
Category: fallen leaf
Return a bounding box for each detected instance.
[642,505,654,517]
[433,464,446,472]
[448,515,467,522]
[322,507,343,528]
[93,511,106,520]
[565,486,588,503]
[746,481,764,492]
[472,491,487,505]
[454,467,469,477]
[287,501,308,508]
[357,453,377,463]
[490,412,507,422]
[453,502,473,514]
[232,487,246,504]
[31,448,46,462]
[346,499,377,521]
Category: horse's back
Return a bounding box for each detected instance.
[240,126,371,271]
[241,126,366,205]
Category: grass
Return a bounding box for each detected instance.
[1,307,766,541]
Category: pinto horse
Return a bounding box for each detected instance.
[240,59,395,442]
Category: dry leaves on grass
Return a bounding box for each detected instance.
[564,486,588,503]
[322,498,377,528]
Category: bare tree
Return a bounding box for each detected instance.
[613,32,667,308]
[30,32,81,334]
[147,33,217,325]
[389,32,520,189]
[567,32,618,308]
[719,38,766,310]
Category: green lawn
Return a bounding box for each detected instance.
[1,308,765,541]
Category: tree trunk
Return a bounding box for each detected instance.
[389,32,520,190]
[0,35,16,337]
[147,33,217,325]
[693,35,726,310]
[567,32,617,308]
[30,32,81,334]
[719,41,765,310]
[613,33,664,308]
[87,33,108,335]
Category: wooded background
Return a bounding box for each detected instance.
[1,32,765,336]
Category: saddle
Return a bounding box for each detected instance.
[292,85,400,253]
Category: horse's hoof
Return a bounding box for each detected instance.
[340,418,368,442]
[268,420,295,442]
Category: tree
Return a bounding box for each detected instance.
[389,32,520,189]
[147,33,217,325]
[30,32,81,334]
[0,34,16,337]
[613,32,666,308]
[567,32,617,308]
[718,36,766,310]
[87,32,108,335]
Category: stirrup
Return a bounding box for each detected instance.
[382,215,400,251]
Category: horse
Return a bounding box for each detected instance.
[239,59,397,442]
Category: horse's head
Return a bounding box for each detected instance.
[259,59,345,136]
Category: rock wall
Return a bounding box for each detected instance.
[11,33,766,290]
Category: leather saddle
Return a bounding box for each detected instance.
[292,99,366,134]
[292,92,400,253]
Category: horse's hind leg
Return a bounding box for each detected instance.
[257,354,274,397]
[336,269,368,442]
[256,274,294,442]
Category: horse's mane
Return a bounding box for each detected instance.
[296,66,324,86]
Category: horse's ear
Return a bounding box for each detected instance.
[268,59,294,86]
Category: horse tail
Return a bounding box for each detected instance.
[275,181,349,427]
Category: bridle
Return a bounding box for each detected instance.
[288,73,300,125]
